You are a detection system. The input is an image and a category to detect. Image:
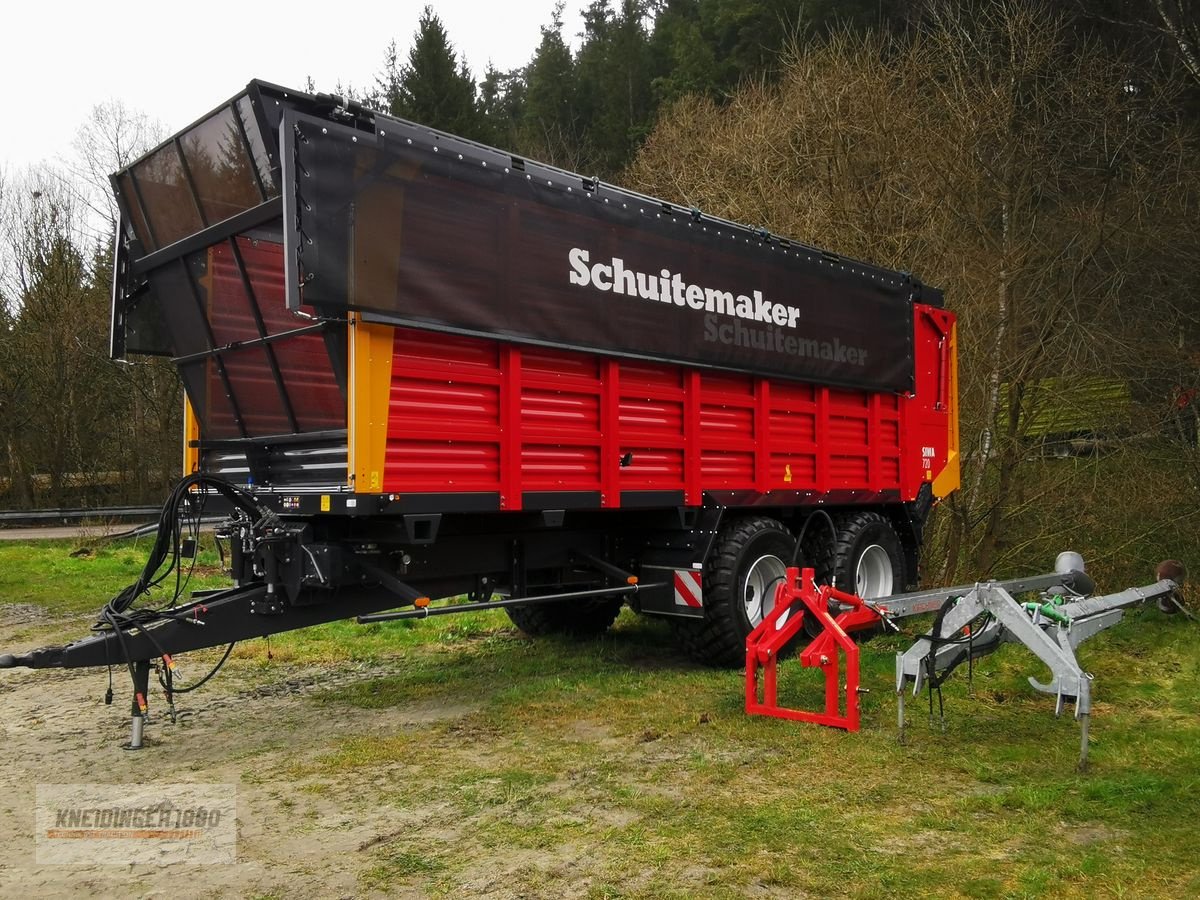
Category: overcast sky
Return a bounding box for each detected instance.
[0,0,581,173]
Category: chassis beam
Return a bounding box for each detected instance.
[0,575,657,672]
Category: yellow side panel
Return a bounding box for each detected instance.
[183,395,200,476]
[932,322,961,498]
[349,313,395,492]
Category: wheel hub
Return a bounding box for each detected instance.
[742,554,788,627]
[855,544,893,599]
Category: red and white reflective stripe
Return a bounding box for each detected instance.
[674,570,703,607]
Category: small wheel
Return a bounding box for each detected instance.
[506,596,624,637]
[672,516,794,667]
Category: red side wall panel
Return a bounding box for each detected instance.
[384,329,503,492]
[383,304,952,509]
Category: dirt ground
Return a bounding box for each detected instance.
[0,611,495,899]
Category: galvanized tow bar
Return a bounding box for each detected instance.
[896,556,1183,770]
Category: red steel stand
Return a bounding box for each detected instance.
[745,567,882,731]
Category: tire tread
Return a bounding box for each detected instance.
[506,597,624,637]
[672,516,790,667]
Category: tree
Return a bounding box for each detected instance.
[521,3,584,168]
[1064,1,1200,88]
[628,0,1200,582]
[0,102,181,510]
[0,171,118,506]
[1151,0,1200,84]
[648,0,720,106]
[477,64,526,150]
[0,168,33,507]
[654,0,896,100]
[382,6,480,139]
[69,101,165,238]
[74,103,181,505]
[573,0,657,175]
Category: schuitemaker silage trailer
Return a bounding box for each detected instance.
[0,82,961,741]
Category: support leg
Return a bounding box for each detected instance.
[1078,714,1090,773]
[124,659,151,751]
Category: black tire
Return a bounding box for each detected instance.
[672,516,794,667]
[831,511,905,597]
[792,512,838,639]
[830,511,905,641]
[505,597,624,638]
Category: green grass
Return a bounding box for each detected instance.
[0,533,232,616]
[3,537,1199,897]
[290,607,1200,897]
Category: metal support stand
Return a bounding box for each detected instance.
[895,574,1179,767]
[124,659,150,750]
[1078,714,1090,772]
[745,567,883,730]
[746,555,1182,768]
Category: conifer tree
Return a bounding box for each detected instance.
[574,0,655,175]
[477,65,526,149]
[385,6,480,139]
[522,3,583,167]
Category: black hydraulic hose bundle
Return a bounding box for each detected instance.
[101,473,272,620]
[790,509,838,571]
[96,473,275,703]
[915,594,999,722]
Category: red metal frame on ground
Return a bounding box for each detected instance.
[745,567,883,731]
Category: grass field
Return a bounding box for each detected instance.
[1,535,1198,897]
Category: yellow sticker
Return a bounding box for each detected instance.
[369,470,381,491]
[320,495,331,512]
[783,464,793,484]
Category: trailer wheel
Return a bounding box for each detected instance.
[673,516,794,667]
[831,512,905,641]
[505,597,624,638]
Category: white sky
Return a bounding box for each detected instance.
[0,1,581,172]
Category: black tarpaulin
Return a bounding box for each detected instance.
[284,110,915,393]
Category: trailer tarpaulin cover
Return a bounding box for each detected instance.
[284,111,915,392]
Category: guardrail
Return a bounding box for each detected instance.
[0,506,160,526]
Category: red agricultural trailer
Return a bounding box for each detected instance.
[0,82,962,745]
